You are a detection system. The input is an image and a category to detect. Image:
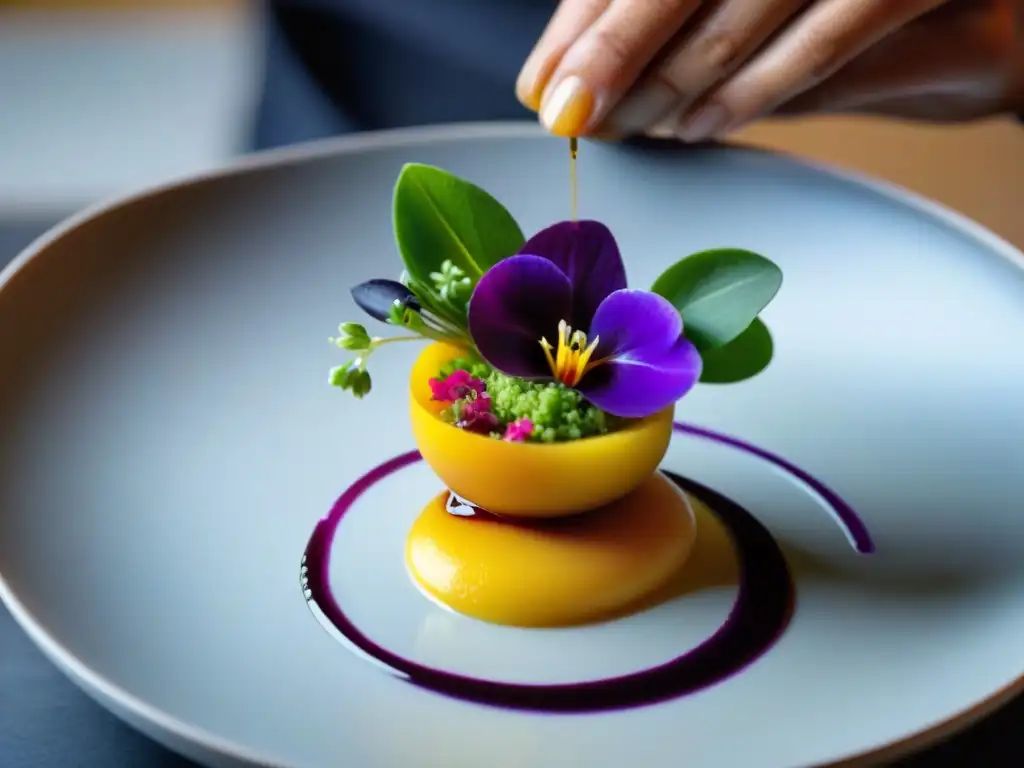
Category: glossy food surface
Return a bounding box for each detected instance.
[405,472,698,627]
[409,342,674,517]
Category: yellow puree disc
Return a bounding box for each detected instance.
[406,472,698,628]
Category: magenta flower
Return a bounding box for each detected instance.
[467,221,702,419]
[455,393,499,434]
[503,418,534,442]
[429,369,486,403]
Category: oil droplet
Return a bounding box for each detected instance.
[569,137,578,222]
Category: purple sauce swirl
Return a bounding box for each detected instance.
[300,422,873,713]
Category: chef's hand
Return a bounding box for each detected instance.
[736,1,1023,127]
[516,0,1021,141]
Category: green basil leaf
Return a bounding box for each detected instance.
[652,248,782,348]
[393,163,525,285]
[695,318,774,384]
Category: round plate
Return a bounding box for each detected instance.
[3,123,1024,768]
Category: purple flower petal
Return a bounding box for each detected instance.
[579,289,702,418]
[351,279,419,322]
[468,254,571,378]
[520,220,627,330]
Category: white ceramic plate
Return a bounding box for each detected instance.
[2,123,1024,768]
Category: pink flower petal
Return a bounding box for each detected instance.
[503,418,534,442]
[429,370,487,402]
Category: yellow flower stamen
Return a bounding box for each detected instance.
[538,319,602,387]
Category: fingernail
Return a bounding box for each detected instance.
[649,104,685,137]
[645,123,676,139]
[540,76,595,137]
[678,103,729,143]
[606,83,677,135]
[516,60,545,112]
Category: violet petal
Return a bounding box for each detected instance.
[468,254,571,378]
[351,279,419,322]
[520,220,627,330]
[579,289,702,418]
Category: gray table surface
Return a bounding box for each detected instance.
[0,199,1020,767]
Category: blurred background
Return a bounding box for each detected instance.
[0,1,257,232]
[1,0,1021,252]
[0,0,255,283]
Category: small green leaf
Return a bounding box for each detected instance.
[696,318,774,384]
[339,335,370,352]
[393,163,525,286]
[652,248,782,348]
[340,322,369,339]
[351,370,372,398]
[329,363,354,388]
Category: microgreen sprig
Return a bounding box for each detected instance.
[329,275,477,398]
[327,321,422,398]
[428,260,473,311]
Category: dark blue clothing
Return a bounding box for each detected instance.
[253,4,1024,151]
[254,1,553,150]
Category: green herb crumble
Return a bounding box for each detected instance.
[438,357,619,443]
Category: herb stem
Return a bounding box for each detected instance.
[371,335,424,347]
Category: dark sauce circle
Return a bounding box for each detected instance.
[300,423,871,713]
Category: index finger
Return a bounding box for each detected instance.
[523,0,705,136]
[517,0,612,112]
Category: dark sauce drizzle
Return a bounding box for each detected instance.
[300,423,873,713]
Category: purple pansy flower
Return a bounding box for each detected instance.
[467,220,702,419]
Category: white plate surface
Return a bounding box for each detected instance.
[2,123,1024,768]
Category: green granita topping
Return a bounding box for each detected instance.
[439,357,620,442]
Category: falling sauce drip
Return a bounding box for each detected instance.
[569,137,578,221]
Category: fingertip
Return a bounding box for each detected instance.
[644,102,686,138]
[540,75,598,136]
[516,58,547,112]
[516,85,542,113]
[676,102,732,143]
[643,124,676,140]
[603,82,679,136]
[518,0,612,118]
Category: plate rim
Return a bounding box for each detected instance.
[1,120,1022,768]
